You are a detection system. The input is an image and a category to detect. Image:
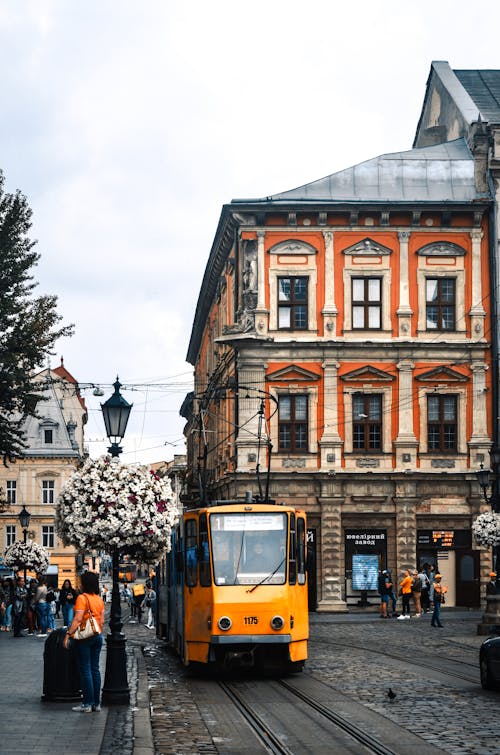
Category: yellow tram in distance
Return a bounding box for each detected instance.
[159,501,309,673]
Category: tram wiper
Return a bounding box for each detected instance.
[246,557,286,593]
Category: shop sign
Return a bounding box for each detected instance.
[417,529,471,548]
[345,530,386,547]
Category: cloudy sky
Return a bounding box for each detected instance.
[1,0,499,464]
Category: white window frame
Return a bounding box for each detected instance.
[343,268,392,333]
[42,525,55,548]
[6,480,17,505]
[417,270,465,336]
[6,525,16,547]
[42,479,55,504]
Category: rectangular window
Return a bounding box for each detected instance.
[42,480,55,504]
[426,278,455,330]
[352,277,381,329]
[427,395,457,451]
[279,395,308,452]
[6,481,16,505]
[44,429,53,444]
[353,394,382,450]
[42,525,55,548]
[6,525,16,546]
[185,519,198,587]
[278,277,308,329]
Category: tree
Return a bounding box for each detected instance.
[0,170,73,463]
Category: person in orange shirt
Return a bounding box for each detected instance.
[398,569,413,619]
[64,571,105,712]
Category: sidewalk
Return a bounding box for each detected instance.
[0,610,154,755]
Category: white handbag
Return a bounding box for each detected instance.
[73,595,100,640]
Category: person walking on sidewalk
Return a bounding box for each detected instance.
[1,577,13,632]
[12,576,27,637]
[398,569,412,619]
[141,581,156,629]
[431,573,448,628]
[35,576,50,637]
[64,571,105,713]
[60,579,77,628]
[412,571,422,617]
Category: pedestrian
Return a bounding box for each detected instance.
[412,570,422,617]
[64,570,105,713]
[428,564,436,606]
[45,584,56,633]
[431,573,447,627]
[54,587,61,618]
[419,564,431,613]
[141,580,157,629]
[12,576,27,637]
[398,569,412,619]
[60,579,77,628]
[486,571,498,596]
[35,576,50,637]
[132,582,145,622]
[1,577,13,632]
[386,570,398,617]
[378,570,392,618]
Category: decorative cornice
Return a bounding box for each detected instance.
[416,366,468,382]
[416,241,466,256]
[342,237,392,256]
[268,240,318,255]
[340,365,395,382]
[266,365,321,382]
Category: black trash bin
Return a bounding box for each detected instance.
[42,628,81,702]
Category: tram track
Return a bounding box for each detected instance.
[218,678,401,754]
[312,637,479,684]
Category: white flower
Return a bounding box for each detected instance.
[55,455,179,560]
[4,540,50,573]
[472,511,500,547]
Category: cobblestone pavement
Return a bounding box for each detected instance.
[140,610,500,755]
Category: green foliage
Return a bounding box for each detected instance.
[0,170,74,464]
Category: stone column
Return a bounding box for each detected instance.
[395,481,418,575]
[394,359,418,468]
[468,361,491,464]
[469,229,486,339]
[316,497,348,612]
[254,230,268,334]
[321,230,338,336]
[319,359,342,469]
[396,231,413,337]
[235,358,266,471]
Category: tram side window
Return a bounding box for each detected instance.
[199,514,211,587]
[175,534,183,585]
[297,517,306,585]
[185,519,198,587]
[289,513,297,585]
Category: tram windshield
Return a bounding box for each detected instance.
[210,512,287,586]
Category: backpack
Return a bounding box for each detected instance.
[45,590,55,603]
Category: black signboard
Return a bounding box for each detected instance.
[417,529,471,549]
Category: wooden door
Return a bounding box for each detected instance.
[455,550,480,607]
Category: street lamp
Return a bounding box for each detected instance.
[100,377,132,458]
[100,378,132,706]
[18,505,31,581]
[476,463,500,586]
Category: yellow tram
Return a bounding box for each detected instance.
[159,501,309,672]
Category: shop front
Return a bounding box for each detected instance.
[417,529,479,608]
[344,529,387,607]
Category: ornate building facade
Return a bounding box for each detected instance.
[0,360,87,585]
[183,64,500,610]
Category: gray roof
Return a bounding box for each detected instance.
[455,69,500,124]
[240,139,486,205]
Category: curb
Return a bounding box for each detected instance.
[133,647,154,755]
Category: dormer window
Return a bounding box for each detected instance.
[44,429,53,444]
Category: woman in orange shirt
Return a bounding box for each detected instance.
[64,571,105,713]
[399,569,413,619]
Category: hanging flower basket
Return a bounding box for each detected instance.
[472,511,500,547]
[4,539,50,574]
[55,455,179,561]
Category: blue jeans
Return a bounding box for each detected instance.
[62,603,74,628]
[75,633,103,707]
[2,604,12,628]
[36,602,50,633]
[431,600,442,626]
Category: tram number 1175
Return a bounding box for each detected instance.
[244,616,259,625]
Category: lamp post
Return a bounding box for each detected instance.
[100,378,132,706]
[476,463,500,587]
[18,505,31,581]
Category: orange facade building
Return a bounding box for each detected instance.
[184,64,500,611]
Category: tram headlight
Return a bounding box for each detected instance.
[271,615,285,630]
[218,616,232,631]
